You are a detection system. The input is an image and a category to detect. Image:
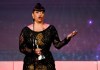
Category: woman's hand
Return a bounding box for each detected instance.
[67,30,78,39]
[35,48,42,55]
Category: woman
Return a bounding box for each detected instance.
[19,3,77,70]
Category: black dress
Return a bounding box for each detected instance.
[19,25,71,70]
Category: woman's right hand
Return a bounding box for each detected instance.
[35,48,42,55]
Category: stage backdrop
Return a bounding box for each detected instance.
[0,0,100,61]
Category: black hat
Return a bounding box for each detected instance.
[32,3,45,13]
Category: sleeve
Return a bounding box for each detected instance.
[52,26,71,49]
[19,28,33,55]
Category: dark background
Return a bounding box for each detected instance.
[0,0,100,61]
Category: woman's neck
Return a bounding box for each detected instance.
[34,21,44,25]
[33,21,45,31]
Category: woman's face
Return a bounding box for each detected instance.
[32,11,45,23]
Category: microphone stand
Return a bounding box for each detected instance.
[33,39,36,70]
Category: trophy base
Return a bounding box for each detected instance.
[38,55,45,60]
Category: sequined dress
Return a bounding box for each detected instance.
[19,25,70,70]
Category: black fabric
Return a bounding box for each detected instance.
[19,25,71,70]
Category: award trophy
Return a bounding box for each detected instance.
[34,39,45,60]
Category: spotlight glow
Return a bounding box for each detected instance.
[88,20,93,25]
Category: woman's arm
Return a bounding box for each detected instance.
[19,28,33,55]
[52,26,77,49]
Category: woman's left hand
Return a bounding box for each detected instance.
[67,30,78,39]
